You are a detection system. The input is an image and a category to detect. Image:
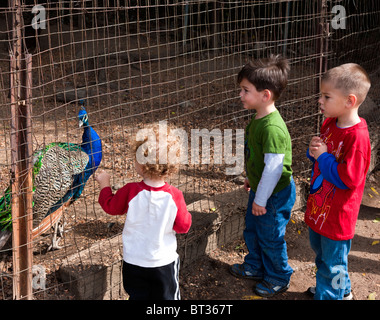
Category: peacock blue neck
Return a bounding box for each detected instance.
[81,124,102,180]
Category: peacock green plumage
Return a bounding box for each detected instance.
[0,186,11,231]
[0,105,102,249]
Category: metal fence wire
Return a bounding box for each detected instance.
[0,0,379,300]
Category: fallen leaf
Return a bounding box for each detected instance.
[291,219,295,224]
[297,230,301,235]
[371,240,380,246]
[368,193,373,198]
[373,217,380,223]
[242,295,263,300]
[368,292,376,300]
[370,187,379,195]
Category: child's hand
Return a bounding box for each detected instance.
[244,177,251,192]
[309,136,323,158]
[252,201,267,216]
[313,141,328,160]
[95,169,111,190]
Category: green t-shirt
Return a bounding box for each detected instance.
[245,109,292,194]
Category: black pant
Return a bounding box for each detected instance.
[122,258,180,300]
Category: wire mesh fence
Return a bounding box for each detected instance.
[0,0,379,300]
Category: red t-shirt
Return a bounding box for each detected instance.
[305,117,371,240]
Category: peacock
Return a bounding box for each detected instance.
[0,103,102,250]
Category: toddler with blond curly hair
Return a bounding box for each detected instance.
[95,122,192,300]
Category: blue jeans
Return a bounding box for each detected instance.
[309,228,351,300]
[243,178,296,287]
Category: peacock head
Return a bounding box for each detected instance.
[78,108,89,128]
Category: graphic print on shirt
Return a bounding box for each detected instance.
[307,127,344,230]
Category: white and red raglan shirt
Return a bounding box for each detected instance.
[98,181,192,268]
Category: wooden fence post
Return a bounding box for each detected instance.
[10,0,34,300]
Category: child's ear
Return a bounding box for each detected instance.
[262,89,272,102]
[346,94,358,109]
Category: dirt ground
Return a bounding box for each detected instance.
[180,172,380,301]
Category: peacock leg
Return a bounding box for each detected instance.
[0,230,12,250]
[47,217,66,251]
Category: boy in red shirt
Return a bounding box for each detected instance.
[95,123,192,300]
[305,63,371,300]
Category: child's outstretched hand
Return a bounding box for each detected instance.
[95,169,111,190]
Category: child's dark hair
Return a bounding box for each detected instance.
[237,54,290,101]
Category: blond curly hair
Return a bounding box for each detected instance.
[133,122,184,179]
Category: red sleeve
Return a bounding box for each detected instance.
[336,126,371,189]
[337,146,370,189]
[98,185,132,216]
[171,189,192,234]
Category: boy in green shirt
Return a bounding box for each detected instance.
[229,55,296,297]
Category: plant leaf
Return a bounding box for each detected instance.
[242,295,263,300]
[368,292,376,300]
